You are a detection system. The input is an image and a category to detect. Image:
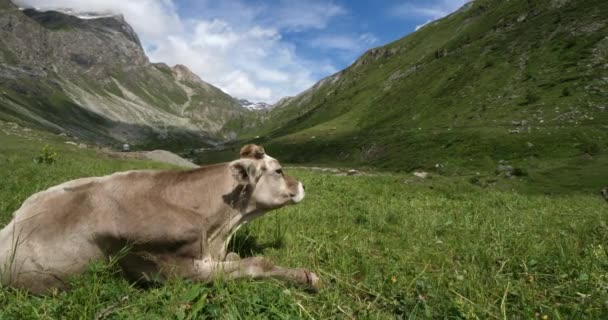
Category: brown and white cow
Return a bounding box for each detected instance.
[0,144,319,294]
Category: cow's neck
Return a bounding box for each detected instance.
[204,208,269,260]
[168,166,266,260]
[204,208,241,260]
[203,184,264,260]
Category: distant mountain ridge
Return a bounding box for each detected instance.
[0,0,250,149]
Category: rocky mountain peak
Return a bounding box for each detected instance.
[172,64,205,84]
[0,5,149,75]
[21,7,143,48]
[0,0,15,9]
[0,1,250,148]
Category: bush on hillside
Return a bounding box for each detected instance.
[577,141,601,156]
[34,144,57,165]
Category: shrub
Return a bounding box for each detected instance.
[512,167,528,177]
[577,141,601,156]
[520,90,540,105]
[34,144,57,165]
[469,176,480,185]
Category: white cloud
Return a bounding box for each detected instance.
[149,18,315,102]
[415,19,433,31]
[14,0,345,103]
[267,1,347,32]
[390,0,471,30]
[309,35,360,51]
[359,32,379,46]
[309,32,379,52]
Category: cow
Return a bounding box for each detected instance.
[0,144,319,294]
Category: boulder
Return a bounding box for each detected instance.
[414,171,429,179]
[496,165,514,173]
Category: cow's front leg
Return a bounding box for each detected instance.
[193,257,320,290]
[225,252,240,261]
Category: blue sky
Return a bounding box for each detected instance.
[17,0,469,102]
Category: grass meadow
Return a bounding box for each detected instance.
[1,129,608,319]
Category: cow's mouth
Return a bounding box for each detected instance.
[291,182,305,203]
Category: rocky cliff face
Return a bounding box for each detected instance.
[0,0,247,148]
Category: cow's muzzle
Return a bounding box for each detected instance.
[291,182,305,203]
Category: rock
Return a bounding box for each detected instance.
[601,187,608,202]
[347,169,359,176]
[65,141,77,146]
[496,165,514,173]
[143,150,198,168]
[78,143,87,149]
[496,164,516,178]
[414,171,429,179]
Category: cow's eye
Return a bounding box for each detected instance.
[275,169,283,175]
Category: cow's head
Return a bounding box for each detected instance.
[229,144,305,209]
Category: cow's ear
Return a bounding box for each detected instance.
[240,144,265,159]
[229,159,259,185]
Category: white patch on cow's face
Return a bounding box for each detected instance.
[249,155,305,209]
[292,183,305,203]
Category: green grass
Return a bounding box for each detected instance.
[2,128,608,319]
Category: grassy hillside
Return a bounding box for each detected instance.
[1,123,608,318]
[241,0,608,175]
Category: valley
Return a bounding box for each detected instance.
[0,0,607,318]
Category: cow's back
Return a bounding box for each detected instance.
[0,172,154,292]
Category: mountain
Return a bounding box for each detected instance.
[237,99,273,111]
[0,0,248,149]
[248,0,608,172]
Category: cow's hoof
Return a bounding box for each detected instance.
[304,270,322,292]
[225,252,241,261]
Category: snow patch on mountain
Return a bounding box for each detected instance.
[237,99,273,111]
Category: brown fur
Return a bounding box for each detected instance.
[240,144,266,159]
